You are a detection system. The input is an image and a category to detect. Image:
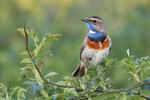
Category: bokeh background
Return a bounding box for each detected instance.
[0,0,150,89]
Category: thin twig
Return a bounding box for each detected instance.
[23,25,82,91]
[131,91,150,100]
[80,82,150,99]
[95,82,150,93]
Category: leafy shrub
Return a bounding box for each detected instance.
[0,27,150,100]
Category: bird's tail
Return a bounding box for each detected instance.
[72,64,85,77]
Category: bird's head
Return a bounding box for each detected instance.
[81,16,107,34]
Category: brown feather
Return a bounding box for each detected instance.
[80,37,87,60]
[72,64,85,77]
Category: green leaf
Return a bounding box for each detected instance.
[17,88,26,100]
[88,97,92,100]
[45,72,58,78]
[122,93,126,100]
[52,94,57,100]
[10,86,20,99]
[40,89,48,98]
[33,68,44,86]
[64,88,78,97]
[57,81,66,86]
[17,28,30,36]
[46,33,61,40]
[31,31,39,46]
[0,83,9,99]
[34,36,46,57]
[20,51,28,56]
[126,49,131,58]
[30,29,39,50]
[34,33,61,57]
[20,66,33,74]
[21,58,32,64]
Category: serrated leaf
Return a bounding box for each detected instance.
[64,88,78,97]
[0,83,9,99]
[79,80,85,90]
[20,51,28,56]
[45,72,58,78]
[126,49,130,58]
[34,33,61,57]
[17,88,26,100]
[88,97,92,100]
[17,28,30,36]
[20,66,32,73]
[34,37,46,57]
[21,58,32,64]
[31,31,39,46]
[46,33,61,40]
[10,86,20,98]
[40,90,48,98]
[57,81,66,86]
[32,67,44,86]
[64,76,72,81]
[122,93,126,100]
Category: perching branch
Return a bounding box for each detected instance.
[131,91,150,100]
[80,82,150,100]
[23,25,82,91]
[24,26,150,99]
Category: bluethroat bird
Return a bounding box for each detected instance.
[72,16,112,86]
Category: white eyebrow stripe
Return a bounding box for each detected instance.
[89,18,103,22]
[89,30,96,34]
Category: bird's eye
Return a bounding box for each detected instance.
[93,20,97,23]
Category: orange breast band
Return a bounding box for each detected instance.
[87,37,110,50]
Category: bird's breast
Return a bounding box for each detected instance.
[86,36,111,50]
[81,37,111,66]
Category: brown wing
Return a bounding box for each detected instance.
[80,36,87,60]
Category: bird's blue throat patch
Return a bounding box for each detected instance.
[88,32,106,43]
[86,22,106,43]
[86,23,96,30]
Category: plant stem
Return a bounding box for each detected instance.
[24,25,82,91]
[80,82,150,99]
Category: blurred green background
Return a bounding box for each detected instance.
[0,0,150,88]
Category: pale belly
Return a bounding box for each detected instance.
[81,46,110,67]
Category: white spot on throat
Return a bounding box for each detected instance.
[89,30,96,34]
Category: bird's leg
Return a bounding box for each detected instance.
[96,66,101,80]
[100,67,104,77]
[84,67,88,90]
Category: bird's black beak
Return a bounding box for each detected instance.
[80,18,89,23]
